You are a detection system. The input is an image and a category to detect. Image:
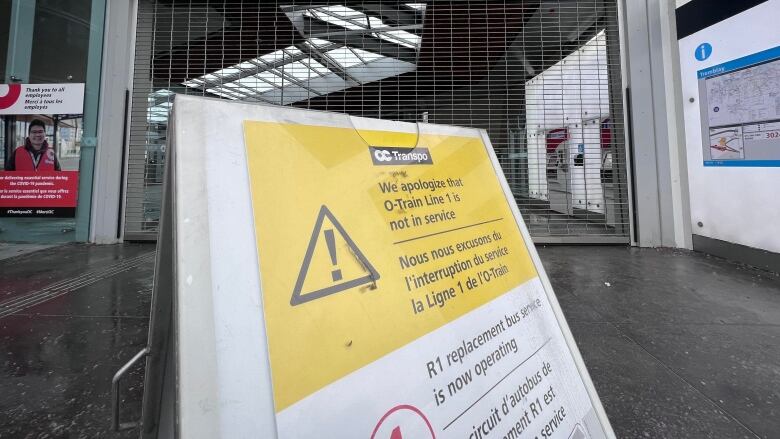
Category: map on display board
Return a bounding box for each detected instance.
[705,57,780,127]
[242,117,613,439]
[698,45,780,166]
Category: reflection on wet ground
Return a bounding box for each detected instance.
[0,243,778,438]
[1,243,153,438]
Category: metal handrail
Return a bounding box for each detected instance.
[112,346,150,432]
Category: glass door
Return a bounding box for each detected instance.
[0,0,105,243]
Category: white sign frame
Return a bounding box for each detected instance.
[158,94,615,438]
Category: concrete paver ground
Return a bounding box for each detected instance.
[0,243,777,438]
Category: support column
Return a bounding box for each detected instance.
[90,0,137,243]
[4,0,36,83]
[75,0,108,242]
[621,0,691,248]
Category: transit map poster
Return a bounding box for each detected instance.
[0,83,84,217]
[697,45,780,166]
[243,118,613,439]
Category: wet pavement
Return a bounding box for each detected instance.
[0,243,778,438]
[538,246,780,439]
[0,243,154,438]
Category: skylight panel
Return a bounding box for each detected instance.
[350,47,384,63]
[375,30,420,49]
[284,46,302,56]
[258,46,302,66]
[325,47,364,68]
[319,5,364,17]
[205,88,240,100]
[301,57,331,75]
[211,66,240,78]
[306,38,332,49]
[366,16,421,49]
[219,82,263,97]
[254,71,285,87]
[260,49,288,64]
[235,75,277,93]
[315,13,363,30]
[277,61,317,80]
[306,5,366,30]
[368,16,384,28]
[179,4,422,106]
[237,60,258,69]
[183,56,266,90]
[388,30,421,47]
[182,79,203,88]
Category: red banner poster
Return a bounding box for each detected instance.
[0,171,79,217]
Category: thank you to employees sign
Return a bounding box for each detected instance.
[0,172,79,217]
[243,120,611,439]
[0,83,85,115]
[0,83,84,218]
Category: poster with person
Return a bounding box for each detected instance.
[0,83,84,217]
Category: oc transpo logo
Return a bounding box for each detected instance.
[0,84,22,110]
[374,149,393,162]
[370,146,433,166]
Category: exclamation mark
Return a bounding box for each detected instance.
[324,229,342,282]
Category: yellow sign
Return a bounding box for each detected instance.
[244,122,538,412]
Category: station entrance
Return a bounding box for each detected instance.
[125,0,630,243]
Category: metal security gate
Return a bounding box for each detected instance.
[126,0,630,242]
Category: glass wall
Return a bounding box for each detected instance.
[0,0,105,243]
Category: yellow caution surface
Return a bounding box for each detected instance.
[244,122,536,411]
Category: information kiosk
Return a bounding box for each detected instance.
[133,95,615,439]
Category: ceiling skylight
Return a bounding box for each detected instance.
[259,46,301,65]
[235,75,277,92]
[306,38,333,49]
[350,47,385,63]
[301,58,331,75]
[180,4,423,105]
[305,5,367,30]
[325,47,365,68]
[206,88,242,100]
[366,17,420,49]
[277,61,319,80]
[299,4,423,51]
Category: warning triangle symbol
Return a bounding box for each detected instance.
[291,205,380,306]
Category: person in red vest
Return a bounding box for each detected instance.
[4,119,61,171]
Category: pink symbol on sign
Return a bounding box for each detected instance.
[0,84,22,110]
[371,405,436,439]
